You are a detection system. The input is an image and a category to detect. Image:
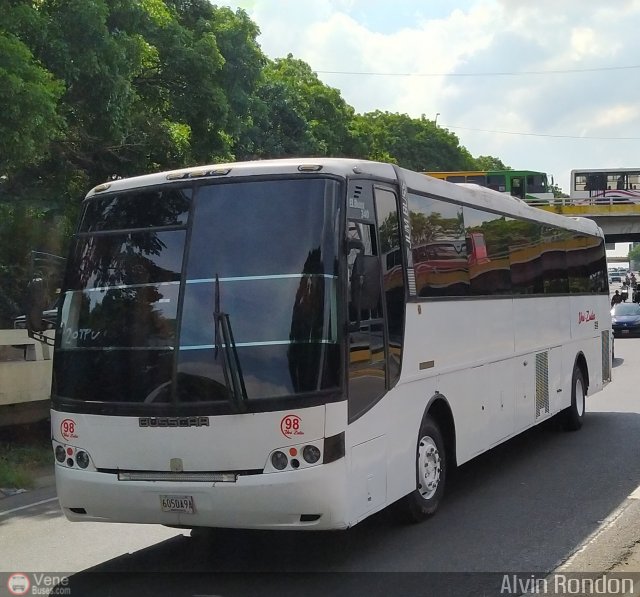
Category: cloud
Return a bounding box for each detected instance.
[226,0,640,193]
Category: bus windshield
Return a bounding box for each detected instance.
[54,178,342,413]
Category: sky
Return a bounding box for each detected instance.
[225,0,640,198]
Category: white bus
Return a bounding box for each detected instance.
[51,158,612,530]
[570,167,640,204]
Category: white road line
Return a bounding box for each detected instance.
[0,497,59,517]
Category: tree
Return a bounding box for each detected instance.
[0,29,63,175]
[240,55,354,158]
[349,111,477,171]
[628,244,640,270]
[473,155,509,170]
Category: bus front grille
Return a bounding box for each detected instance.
[117,471,238,482]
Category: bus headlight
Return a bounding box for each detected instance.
[55,445,66,463]
[76,450,90,469]
[302,445,321,464]
[271,451,288,470]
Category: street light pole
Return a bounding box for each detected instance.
[435,112,440,127]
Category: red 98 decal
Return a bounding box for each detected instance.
[60,418,78,440]
[280,414,303,439]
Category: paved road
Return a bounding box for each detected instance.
[2,338,640,596]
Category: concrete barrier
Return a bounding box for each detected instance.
[0,329,53,426]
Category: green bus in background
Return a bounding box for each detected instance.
[425,169,553,204]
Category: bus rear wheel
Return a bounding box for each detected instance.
[561,365,585,431]
[399,415,446,522]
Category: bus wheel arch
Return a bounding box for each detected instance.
[427,394,457,471]
[397,394,455,522]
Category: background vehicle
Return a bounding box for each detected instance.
[611,302,640,336]
[50,158,612,531]
[571,168,640,204]
[424,169,553,204]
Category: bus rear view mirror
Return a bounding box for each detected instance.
[25,277,48,334]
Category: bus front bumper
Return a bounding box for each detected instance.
[55,460,349,530]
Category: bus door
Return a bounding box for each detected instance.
[346,183,404,423]
[510,176,525,200]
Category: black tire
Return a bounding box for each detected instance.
[561,365,585,431]
[398,415,446,522]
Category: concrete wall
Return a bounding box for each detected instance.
[0,329,53,426]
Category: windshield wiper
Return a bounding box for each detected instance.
[214,274,248,412]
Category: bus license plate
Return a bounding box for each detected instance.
[160,495,195,514]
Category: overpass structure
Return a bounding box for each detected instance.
[536,201,640,243]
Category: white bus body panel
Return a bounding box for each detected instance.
[55,459,349,529]
[52,404,353,529]
[362,293,611,509]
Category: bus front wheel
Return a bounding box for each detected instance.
[561,365,585,431]
[399,415,446,522]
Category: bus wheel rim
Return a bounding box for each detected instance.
[417,435,441,500]
[575,377,585,417]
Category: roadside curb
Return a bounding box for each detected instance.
[550,491,640,596]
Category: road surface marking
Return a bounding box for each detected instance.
[0,497,59,517]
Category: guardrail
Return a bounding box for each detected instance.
[0,329,53,426]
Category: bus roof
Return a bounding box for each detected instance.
[571,167,640,174]
[86,158,398,199]
[85,158,602,238]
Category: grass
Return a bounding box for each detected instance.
[0,420,52,489]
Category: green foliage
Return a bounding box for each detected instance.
[550,182,568,198]
[628,244,640,264]
[0,1,514,326]
[349,111,477,171]
[239,55,354,158]
[473,155,509,170]
[0,31,64,174]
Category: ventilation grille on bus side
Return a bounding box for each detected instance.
[351,185,363,200]
[602,330,611,382]
[535,352,550,419]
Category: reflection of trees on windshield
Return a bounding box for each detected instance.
[288,248,328,392]
[379,212,399,254]
[466,217,540,257]
[71,285,176,348]
[410,210,464,245]
[80,188,190,232]
[70,231,183,290]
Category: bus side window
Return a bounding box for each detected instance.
[347,220,386,422]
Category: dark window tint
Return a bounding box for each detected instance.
[541,227,569,294]
[568,234,607,293]
[466,175,487,186]
[79,187,191,232]
[528,174,547,194]
[375,187,404,387]
[187,179,339,278]
[53,350,173,404]
[65,231,185,290]
[464,207,511,295]
[347,219,385,421]
[486,174,506,192]
[59,282,179,349]
[446,176,465,183]
[178,178,342,404]
[408,194,469,297]
[509,221,544,294]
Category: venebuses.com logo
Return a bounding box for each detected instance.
[6,572,71,595]
[7,574,29,595]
